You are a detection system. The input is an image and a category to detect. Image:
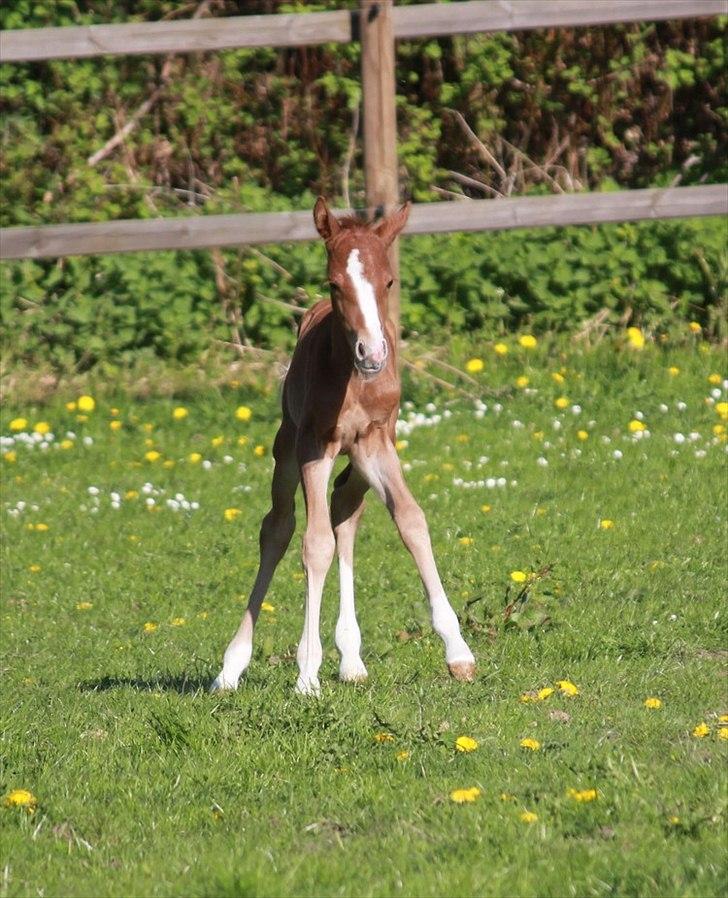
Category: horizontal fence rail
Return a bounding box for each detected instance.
[2,185,725,261]
[1,1,725,62]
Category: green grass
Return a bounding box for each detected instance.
[1,338,727,898]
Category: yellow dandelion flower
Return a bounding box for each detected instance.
[188,452,202,463]
[719,714,728,724]
[145,450,161,462]
[519,335,537,349]
[76,414,88,423]
[577,430,589,441]
[708,373,721,386]
[692,723,710,738]
[515,375,530,389]
[689,321,701,333]
[455,736,479,753]
[261,602,275,613]
[143,423,154,433]
[237,436,249,447]
[396,751,411,761]
[34,523,49,532]
[668,366,680,377]
[235,405,252,422]
[480,504,492,513]
[554,397,569,410]
[717,727,728,741]
[109,420,122,431]
[450,787,481,804]
[441,462,454,471]
[458,536,474,546]
[715,402,728,421]
[172,406,188,421]
[374,732,394,743]
[163,460,175,469]
[494,343,508,356]
[520,737,541,751]
[9,417,28,431]
[143,622,158,633]
[713,424,726,437]
[520,810,538,823]
[599,519,614,530]
[626,327,645,349]
[211,435,224,448]
[556,679,579,696]
[254,444,266,457]
[197,611,209,620]
[76,602,93,611]
[66,401,77,412]
[465,358,484,374]
[3,450,17,463]
[144,438,155,448]
[644,697,662,709]
[628,419,646,432]
[60,439,73,450]
[3,789,37,810]
[224,507,241,522]
[537,687,554,701]
[77,395,95,413]
[170,617,186,627]
[125,490,139,500]
[567,788,598,802]
[395,439,408,451]
[551,372,565,384]
[500,792,515,802]
[33,421,50,435]
[28,564,41,573]
[110,407,120,417]
[510,570,528,583]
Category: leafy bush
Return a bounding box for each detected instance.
[2,216,724,373]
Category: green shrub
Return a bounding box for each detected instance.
[2,216,724,374]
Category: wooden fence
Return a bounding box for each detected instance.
[1,0,726,314]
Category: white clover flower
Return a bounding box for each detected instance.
[688,432,700,442]
[552,419,561,430]
[190,501,200,510]
[613,449,623,459]
[512,420,524,429]
[111,501,121,510]
[571,404,581,415]
[601,435,611,444]
[402,462,412,472]
[659,403,669,413]
[145,497,155,507]
[142,483,153,494]
[83,436,93,446]
[537,456,548,467]
[694,449,707,459]
[88,486,100,496]
[475,410,485,420]
[674,433,686,444]
[425,403,436,413]
[497,477,506,487]
[486,477,496,489]
[202,459,212,470]
[223,455,234,464]
[443,410,452,419]
[634,411,644,420]
[676,401,687,411]
[493,403,503,413]
[711,388,722,399]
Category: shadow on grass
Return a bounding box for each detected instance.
[78,673,211,695]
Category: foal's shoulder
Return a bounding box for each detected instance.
[298,299,332,340]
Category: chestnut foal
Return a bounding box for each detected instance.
[211,198,475,695]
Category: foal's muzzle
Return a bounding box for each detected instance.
[354,337,388,375]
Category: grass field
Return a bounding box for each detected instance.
[1,335,727,898]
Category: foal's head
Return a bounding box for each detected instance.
[313,196,410,377]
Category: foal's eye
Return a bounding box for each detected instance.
[386,279,394,289]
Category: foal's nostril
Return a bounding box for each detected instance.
[355,340,366,360]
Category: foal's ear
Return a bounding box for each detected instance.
[372,202,411,247]
[313,196,341,243]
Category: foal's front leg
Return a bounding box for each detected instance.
[330,464,369,682]
[296,443,337,696]
[353,436,476,681]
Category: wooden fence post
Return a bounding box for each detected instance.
[360,0,401,330]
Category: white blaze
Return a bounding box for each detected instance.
[346,249,383,342]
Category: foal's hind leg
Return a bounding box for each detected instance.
[352,436,475,682]
[330,464,369,682]
[211,418,298,691]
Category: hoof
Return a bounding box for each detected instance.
[295,677,321,697]
[448,660,476,682]
[339,660,368,683]
[209,672,238,693]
